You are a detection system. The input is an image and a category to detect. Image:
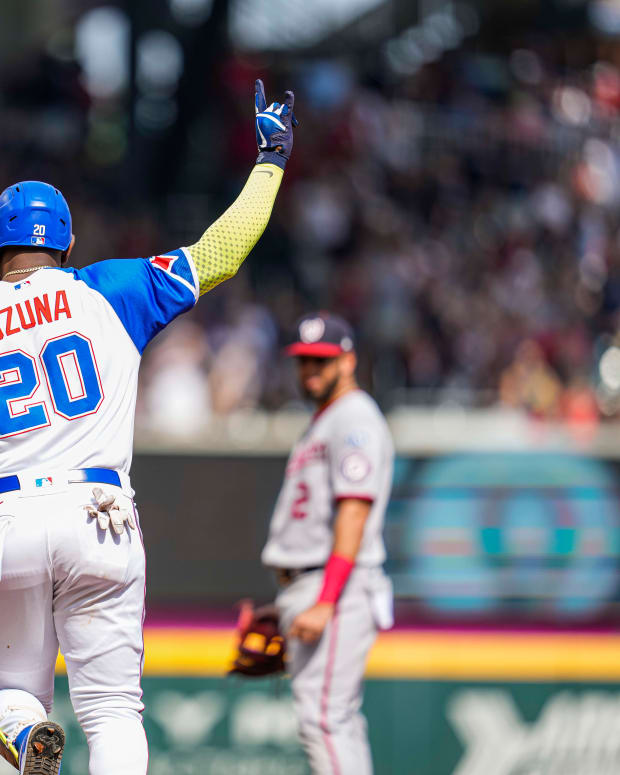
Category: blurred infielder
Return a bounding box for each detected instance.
[262,312,394,775]
[0,79,295,775]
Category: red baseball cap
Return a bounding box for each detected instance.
[285,312,355,357]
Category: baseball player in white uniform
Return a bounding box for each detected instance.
[262,312,394,775]
[0,79,296,775]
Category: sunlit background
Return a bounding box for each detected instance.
[5,0,620,431]
[3,1,620,773]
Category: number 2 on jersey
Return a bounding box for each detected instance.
[0,332,103,437]
[292,482,310,519]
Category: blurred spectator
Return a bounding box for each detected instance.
[499,339,564,419]
[562,375,599,443]
[139,320,212,436]
[207,305,277,414]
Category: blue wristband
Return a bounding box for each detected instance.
[256,150,287,170]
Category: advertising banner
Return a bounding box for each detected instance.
[4,676,617,775]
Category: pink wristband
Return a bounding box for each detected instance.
[318,554,355,604]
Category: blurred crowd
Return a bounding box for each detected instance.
[4,28,620,434]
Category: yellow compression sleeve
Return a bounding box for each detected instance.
[187,163,284,295]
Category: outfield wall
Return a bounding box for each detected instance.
[130,449,620,624]
[30,627,620,775]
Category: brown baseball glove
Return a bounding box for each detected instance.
[229,600,286,677]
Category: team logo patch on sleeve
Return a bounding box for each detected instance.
[340,451,372,483]
[148,250,198,298]
[150,255,177,272]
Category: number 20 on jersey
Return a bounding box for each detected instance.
[0,332,103,437]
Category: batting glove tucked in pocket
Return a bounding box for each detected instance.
[85,487,136,535]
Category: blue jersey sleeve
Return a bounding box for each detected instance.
[66,249,198,354]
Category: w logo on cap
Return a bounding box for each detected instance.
[286,312,355,357]
[299,318,325,343]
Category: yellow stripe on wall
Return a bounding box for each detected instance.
[54,628,620,681]
[366,631,620,680]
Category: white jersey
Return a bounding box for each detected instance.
[0,250,198,476]
[262,390,394,568]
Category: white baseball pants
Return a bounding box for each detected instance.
[0,481,147,775]
[277,567,392,775]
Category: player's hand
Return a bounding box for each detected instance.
[85,487,136,535]
[288,602,335,644]
[255,78,298,169]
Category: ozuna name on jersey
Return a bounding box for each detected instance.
[0,291,71,340]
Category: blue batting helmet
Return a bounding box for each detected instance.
[0,181,72,252]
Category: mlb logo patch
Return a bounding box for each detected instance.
[150,255,177,272]
[35,476,53,488]
[31,236,45,246]
[14,280,31,290]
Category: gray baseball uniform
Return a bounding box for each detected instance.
[262,389,394,775]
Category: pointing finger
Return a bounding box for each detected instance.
[283,90,295,123]
[255,79,267,114]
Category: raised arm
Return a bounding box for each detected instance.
[188,79,296,295]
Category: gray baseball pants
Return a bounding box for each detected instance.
[277,567,383,775]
